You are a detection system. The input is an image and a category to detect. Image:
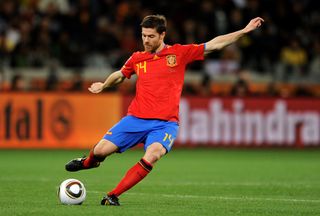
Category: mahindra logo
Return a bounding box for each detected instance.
[178,99,320,146]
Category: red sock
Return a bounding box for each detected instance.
[108,158,153,197]
[83,150,101,168]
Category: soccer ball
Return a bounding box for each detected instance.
[58,179,86,205]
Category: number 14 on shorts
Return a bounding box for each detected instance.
[163,133,174,147]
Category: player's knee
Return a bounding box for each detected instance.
[144,144,166,164]
[147,152,161,164]
[93,139,118,159]
[93,146,107,159]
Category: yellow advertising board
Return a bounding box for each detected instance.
[0,93,121,148]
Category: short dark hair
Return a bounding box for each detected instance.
[140,15,167,34]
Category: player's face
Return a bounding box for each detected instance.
[141,27,165,53]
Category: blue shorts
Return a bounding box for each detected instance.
[102,115,179,153]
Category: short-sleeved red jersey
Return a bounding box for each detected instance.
[121,43,205,122]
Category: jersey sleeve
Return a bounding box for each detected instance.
[180,43,205,64]
[120,55,135,79]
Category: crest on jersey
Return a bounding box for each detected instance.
[166,55,177,67]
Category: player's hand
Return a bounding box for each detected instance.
[88,82,104,93]
[243,17,264,33]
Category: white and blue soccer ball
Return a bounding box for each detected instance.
[58,179,86,205]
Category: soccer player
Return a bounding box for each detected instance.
[65,15,264,206]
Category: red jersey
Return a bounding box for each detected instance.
[121,43,205,122]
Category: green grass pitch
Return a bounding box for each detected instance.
[0,148,320,216]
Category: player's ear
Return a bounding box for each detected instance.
[160,31,166,40]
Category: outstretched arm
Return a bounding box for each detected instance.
[204,17,264,55]
[88,70,126,93]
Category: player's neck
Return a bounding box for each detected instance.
[153,43,166,54]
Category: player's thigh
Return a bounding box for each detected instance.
[93,139,119,157]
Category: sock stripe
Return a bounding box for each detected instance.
[139,159,153,172]
[138,162,150,172]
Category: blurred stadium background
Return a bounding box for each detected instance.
[0,0,319,148]
[0,1,320,215]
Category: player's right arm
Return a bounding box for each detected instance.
[88,70,125,93]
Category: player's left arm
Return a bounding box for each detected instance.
[204,17,264,55]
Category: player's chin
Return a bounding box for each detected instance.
[144,45,152,52]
